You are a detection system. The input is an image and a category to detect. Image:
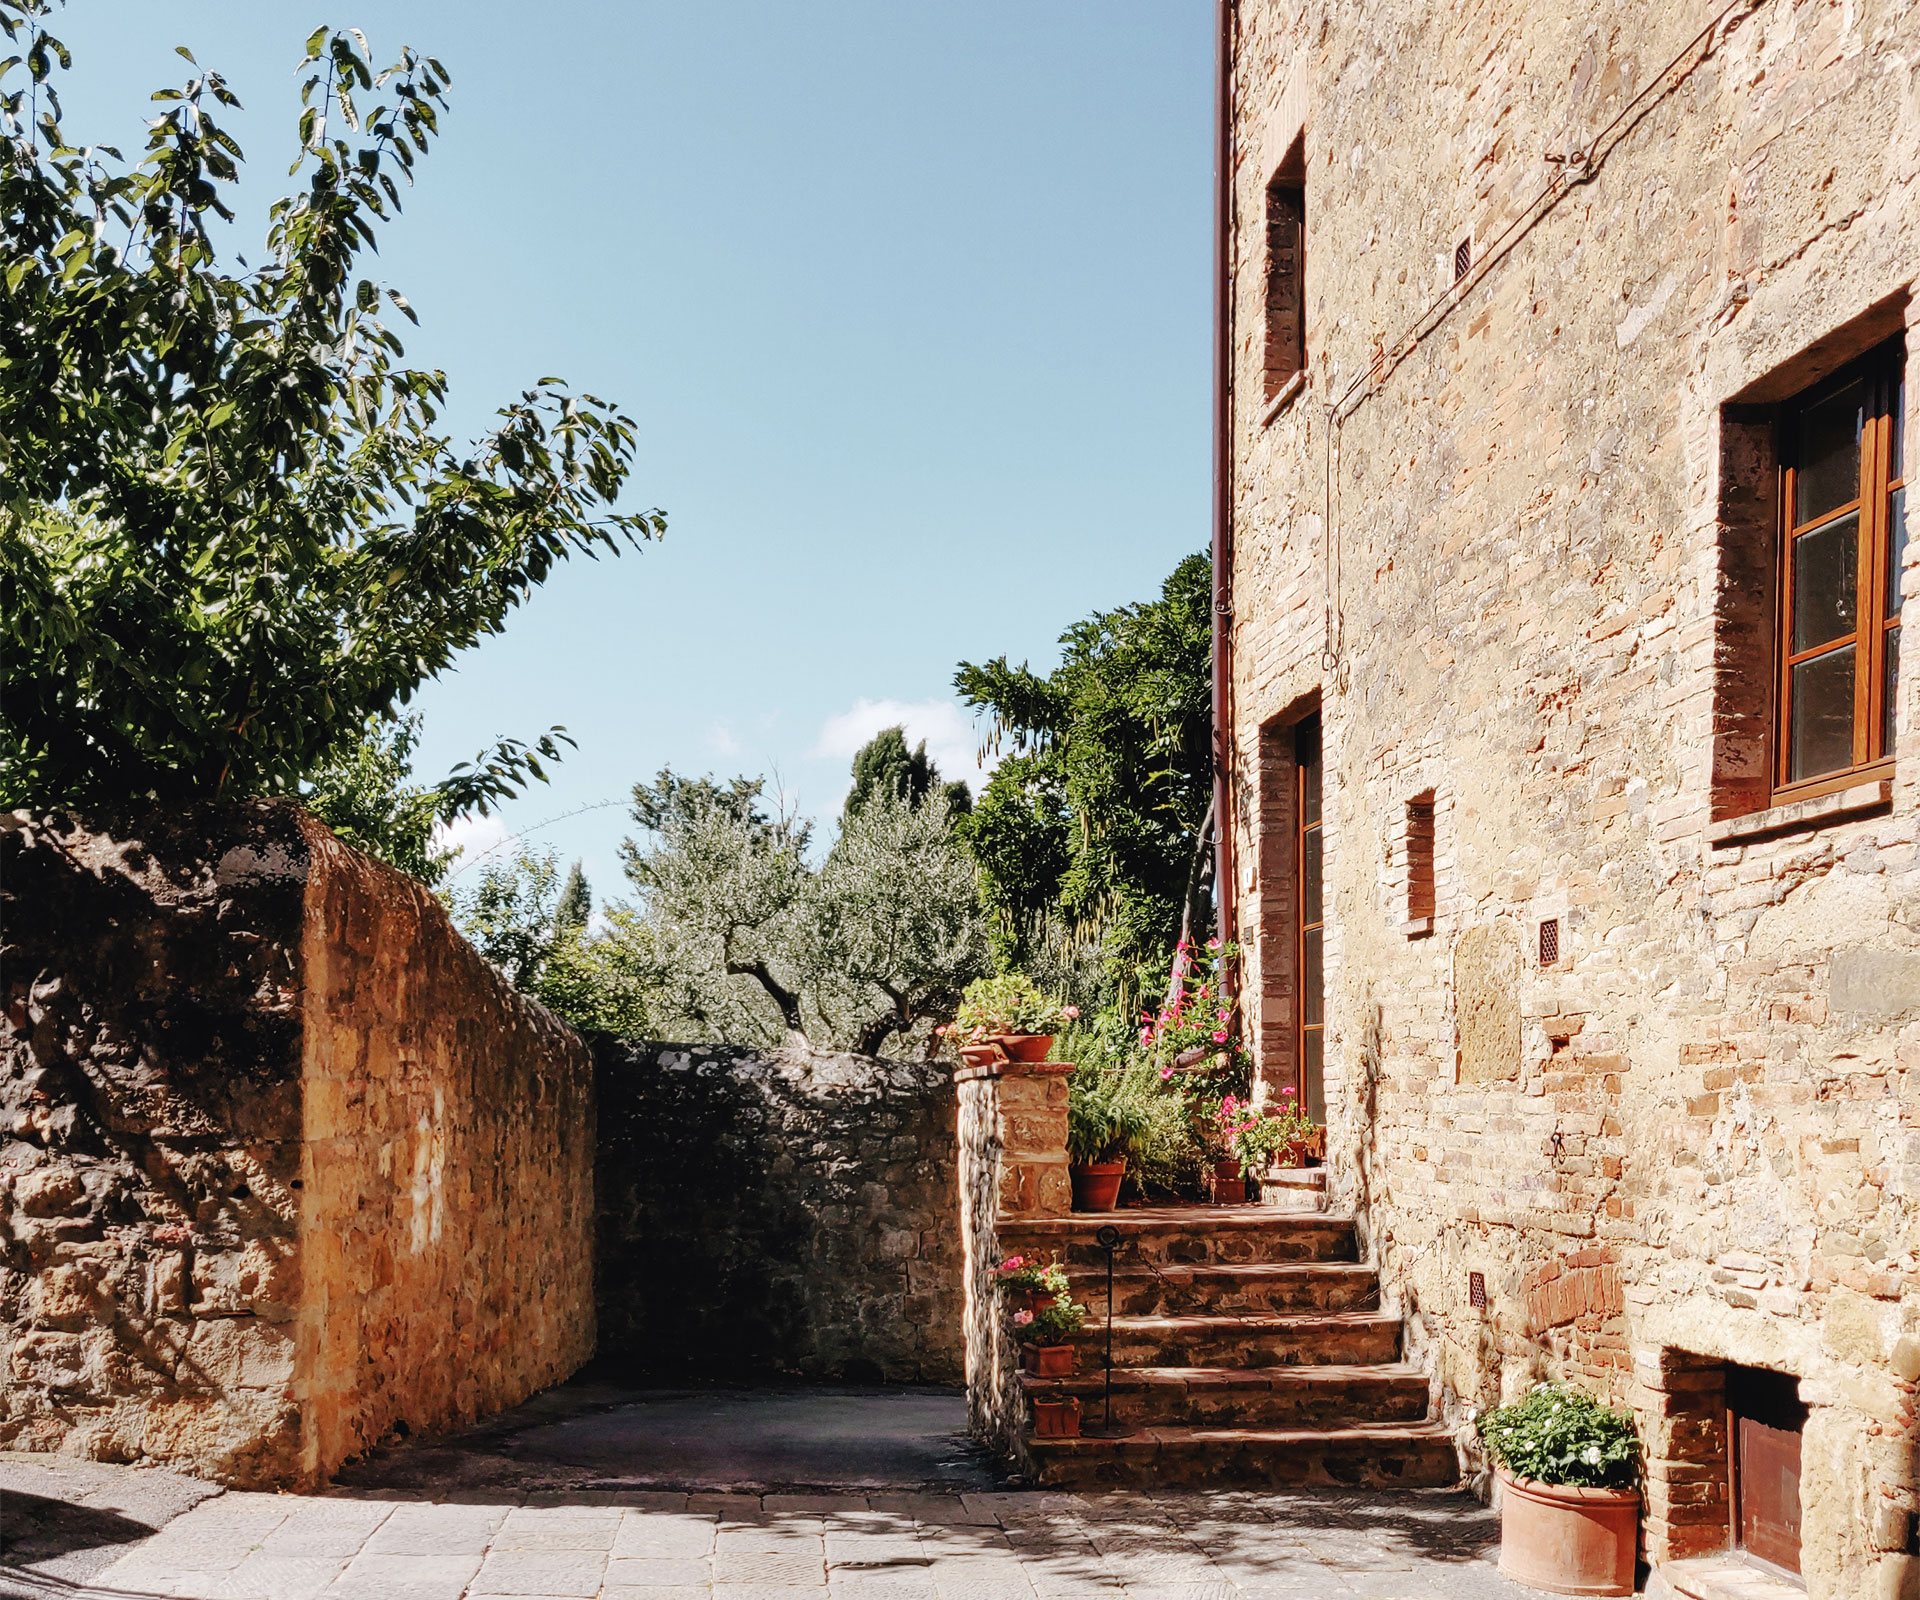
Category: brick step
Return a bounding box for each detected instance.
[1023,1420,1459,1490]
[1071,1310,1402,1369]
[1021,1362,1430,1429]
[1069,1261,1381,1316]
[999,1205,1358,1267]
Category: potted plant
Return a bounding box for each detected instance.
[946,975,1078,1064]
[1477,1382,1641,1598]
[1013,1295,1086,1377]
[1031,1394,1081,1438]
[994,1254,1069,1315]
[1068,1068,1150,1210]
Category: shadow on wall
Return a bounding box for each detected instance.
[590,1041,962,1386]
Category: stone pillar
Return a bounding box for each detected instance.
[955,1056,1071,1450]
[1633,1346,1730,1566]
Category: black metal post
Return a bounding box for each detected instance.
[1095,1224,1120,1434]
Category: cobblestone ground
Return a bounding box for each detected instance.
[6,1482,1549,1600]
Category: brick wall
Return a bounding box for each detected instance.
[593,1041,962,1384]
[1224,4,1920,1595]
[0,807,595,1488]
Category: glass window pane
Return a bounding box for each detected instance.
[1891,486,1909,620]
[1886,626,1901,758]
[1892,373,1904,481]
[1297,715,1321,828]
[1301,1028,1325,1124]
[1795,377,1865,524]
[1789,643,1856,781]
[1792,511,1859,652]
[1302,827,1321,924]
[1301,925,1322,1027]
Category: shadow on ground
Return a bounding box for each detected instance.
[333,1378,1005,1496]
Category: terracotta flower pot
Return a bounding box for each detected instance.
[1070,1160,1125,1211]
[992,1032,1054,1063]
[1031,1398,1080,1438]
[1278,1140,1307,1169]
[1495,1471,1639,1597]
[1018,1287,1055,1315]
[1023,1343,1075,1377]
[1213,1160,1247,1205]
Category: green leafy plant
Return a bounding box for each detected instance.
[0,9,661,811]
[957,553,1214,1006]
[1012,1295,1086,1346]
[993,1255,1067,1300]
[1476,1383,1640,1489]
[1067,1067,1151,1165]
[948,973,1076,1042]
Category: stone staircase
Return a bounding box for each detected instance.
[998,1204,1459,1490]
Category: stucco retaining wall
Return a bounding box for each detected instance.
[0,806,595,1488]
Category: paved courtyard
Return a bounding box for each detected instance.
[1,1386,1549,1600]
[5,1478,1539,1600]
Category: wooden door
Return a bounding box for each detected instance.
[1729,1366,1805,1575]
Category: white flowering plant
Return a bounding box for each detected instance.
[1475,1382,1640,1489]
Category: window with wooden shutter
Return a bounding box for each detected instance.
[1263,144,1305,403]
[1776,339,1907,798]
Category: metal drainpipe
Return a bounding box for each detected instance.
[1210,0,1238,968]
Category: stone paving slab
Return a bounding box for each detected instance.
[0,1472,1567,1600]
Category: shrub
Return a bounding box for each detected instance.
[1012,1296,1086,1346]
[1476,1383,1640,1489]
[993,1255,1068,1300]
[1067,1067,1152,1164]
[949,973,1077,1039]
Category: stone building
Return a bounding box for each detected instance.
[1218,2,1919,1594]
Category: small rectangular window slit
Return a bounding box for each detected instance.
[1454,237,1472,282]
[1538,918,1560,967]
[1405,791,1435,935]
[1469,1271,1486,1308]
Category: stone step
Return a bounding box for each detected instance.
[1071,1310,1403,1369]
[999,1204,1359,1267]
[1071,1261,1381,1316]
[1022,1420,1460,1490]
[1021,1362,1431,1429]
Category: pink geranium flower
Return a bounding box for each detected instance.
[1160,1065,1174,1080]
[1013,1310,1033,1327]
[1212,1031,1228,1043]
[1063,1005,1079,1019]
[1280,1086,1296,1097]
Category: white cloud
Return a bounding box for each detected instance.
[708,721,743,756]
[433,811,513,878]
[813,697,994,792]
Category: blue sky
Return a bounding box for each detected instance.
[55,2,1212,903]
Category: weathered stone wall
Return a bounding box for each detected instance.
[593,1040,961,1383]
[1,807,595,1488]
[1225,5,1920,1596]
[955,1055,1071,1463]
[297,826,595,1482]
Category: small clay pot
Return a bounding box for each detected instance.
[991,1033,1055,1063]
[1031,1398,1080,1438]
[1070,1160,1125,1211]
[1213,1160,1247,1205]
[1023,1343,1075,1378]
[1494,1471,1639,1597]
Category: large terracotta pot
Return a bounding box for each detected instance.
[1023,1343,1075,1377]
[1213,1160,1247,1205]
[1031,1398,1080,1438]
[1495,1471,1639,1597]
[1070,1160,1125,1211]
[991,1032,1055,1063]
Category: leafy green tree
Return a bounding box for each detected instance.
[619,769,986,1054]
[537,909,658,1038]
[0,9,661,811]
[844,726,971,819]
[555,860,591,934]
[302,714,452,885]
[812,790,989,1055]
[956,552,1214,1002]
[448,848,562,989]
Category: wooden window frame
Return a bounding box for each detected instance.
[1294,714,1323,1123]
[1772,340,1907,804]
[1262,140,1306,405]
